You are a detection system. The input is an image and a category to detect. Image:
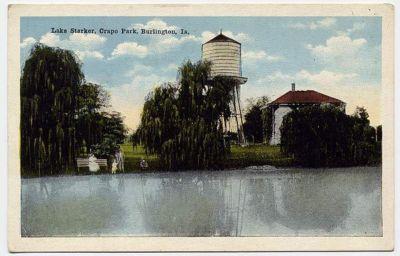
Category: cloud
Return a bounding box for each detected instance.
[307,35,367,58]
[31,32,107,61]
[264,71,295,82]
[110,19,252,59]
[253,69,381,125]
[261,69,357,87]
[110,19,199,58]
[306,35,369,72]
[200,30,251,43]
[111,42,149,58]
[20,37,36,48]
[39,32,106,50]
[132,18,177,31]
[75,50,104,60]
[67,33,107,48]
[337,22,367,36]
[346,22,366,34]
[295,69,359,87]
[125,64,153,77]
[242,50,283,62]
[164,63,179,72]
[39,33,60,46]
[111,35,198,58]
[289,18,337,30]
[154,34,198,53]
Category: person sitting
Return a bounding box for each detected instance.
[140,158,149,169]
[88,153,100,173]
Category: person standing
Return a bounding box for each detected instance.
[115,147,125,172]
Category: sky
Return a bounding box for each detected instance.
[20,16,382,130]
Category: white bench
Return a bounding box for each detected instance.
[76,158,108,170]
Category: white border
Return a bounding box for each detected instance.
[2,1,398,255]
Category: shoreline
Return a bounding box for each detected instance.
[21,163,382,179]
[20,143,381,178]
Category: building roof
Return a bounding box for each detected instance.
[269,90,344,106]
[204,33,240,44]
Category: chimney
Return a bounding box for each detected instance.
[291,82,296,91]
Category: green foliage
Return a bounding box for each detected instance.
[243,96,270,143]
[280,105,381,167]
[117,143,292,172]
[137,60,236,170]
[377,125,382,142]
[261,107,273,144]
[21,44,126,177]
[76,83,111,154]
[21,44,84,176]
[91,112,127,158]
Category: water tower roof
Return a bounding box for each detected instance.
[204,33,240,44]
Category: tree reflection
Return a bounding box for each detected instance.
[246,178,278,225]
[22,176,125,236]
[139,173,236,236]
[279,172,351,232]
[246,171,352,233]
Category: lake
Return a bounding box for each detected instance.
[21,166,382,237]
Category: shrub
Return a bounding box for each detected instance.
[280,105,381,167]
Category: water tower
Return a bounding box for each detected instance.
[202,31,247,144]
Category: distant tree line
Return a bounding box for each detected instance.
[280,105,381,167]
[21,44,126,176]
[135,60,236,170]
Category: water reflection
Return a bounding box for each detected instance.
[139,174,235,236]
[21,166,382,237]
[247,178,278,226]
[22,175,125,236]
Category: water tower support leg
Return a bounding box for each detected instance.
[232,86,241,144]
[236,84,246,145]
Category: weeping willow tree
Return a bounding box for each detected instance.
[21,44,84,176]
[137,60,236,170]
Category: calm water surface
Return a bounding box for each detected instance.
[21,166,382,237]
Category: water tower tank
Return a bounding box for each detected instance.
[201,32,248,145]
[202,33,246,82]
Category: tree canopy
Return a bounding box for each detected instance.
[243,96,270,143]
[21,44,126,176]
[280,105,381,167]
[137,60,237,170]
[21,44,84,176]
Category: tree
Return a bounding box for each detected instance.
[350,107,378,165]
[91,111,127,159]
[243,96,270,143]
[76,83,110,154]
[261,107,273,144]
[280,105,381,167]
[137,60,235,170]
[21,44,84,176]
[377,125,382,142]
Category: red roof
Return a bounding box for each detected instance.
[269,90,344,106]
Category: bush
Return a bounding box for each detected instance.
[280,105,381,167]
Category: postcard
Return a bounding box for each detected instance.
[8,4,394,252]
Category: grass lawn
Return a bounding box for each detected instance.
[120,143,293,172]
[226,144,293,168]
[120,144,160,171]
